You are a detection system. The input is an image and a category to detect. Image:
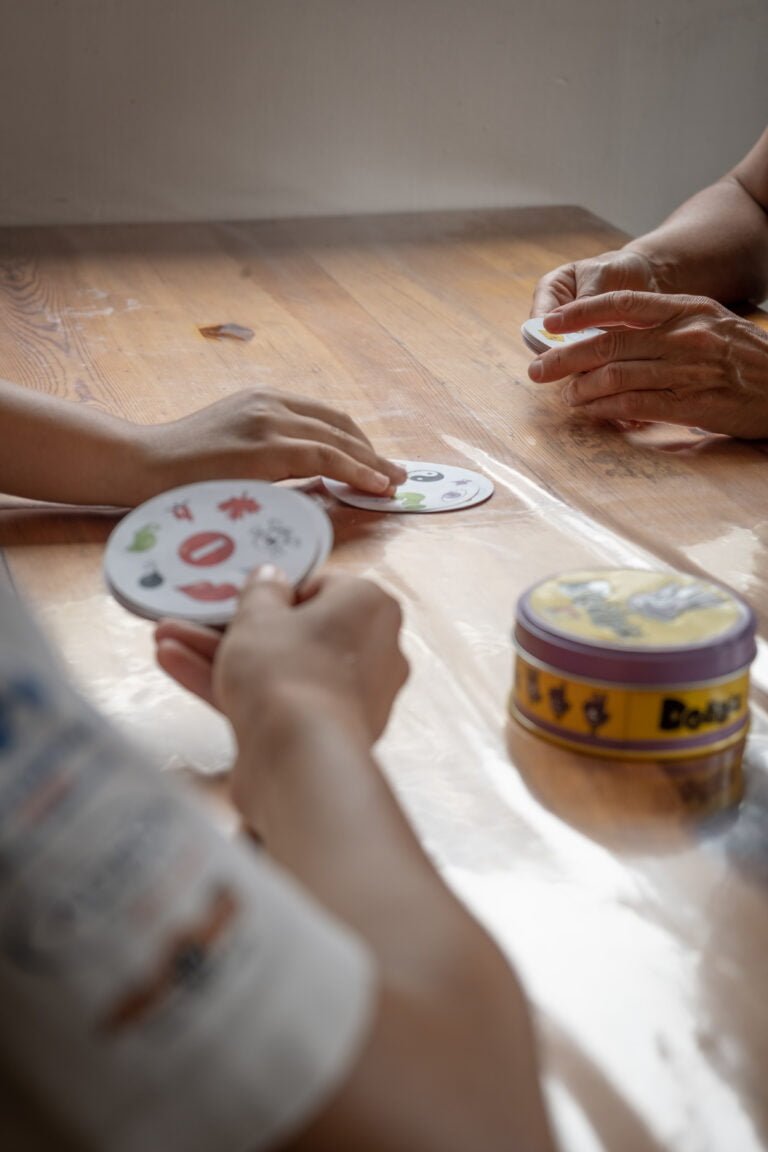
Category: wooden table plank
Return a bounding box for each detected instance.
[2,208,767,1152]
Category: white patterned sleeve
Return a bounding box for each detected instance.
[0,588,375,1152]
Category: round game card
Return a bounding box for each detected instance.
[521,317,604,355]
[324,460,494,513]
[105,480,333,625]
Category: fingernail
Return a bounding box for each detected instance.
[529,359,543,381]
[254,563,284,583]
[562,383,575,406]
[544,312,564,330]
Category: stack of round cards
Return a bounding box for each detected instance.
[520,317,604,355]
[104,480,333,625]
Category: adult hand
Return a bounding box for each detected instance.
[531,249,660,317]
[527,290,768,438]
[155,567,409,752]
[140,388,406,499]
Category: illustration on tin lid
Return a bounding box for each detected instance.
[528,570,748,650]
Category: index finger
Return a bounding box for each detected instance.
[528,328,657,383]
[278,392,376,449]
[544,290,714,333]
[278,438,405,494]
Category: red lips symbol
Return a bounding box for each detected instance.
[177,582,239,602]
[178,531,235,567]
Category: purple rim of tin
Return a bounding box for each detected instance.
[514,703,748,754]
[515,575,757,686]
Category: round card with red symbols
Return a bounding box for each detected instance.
[104,480,333,625]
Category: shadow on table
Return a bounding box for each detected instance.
[506,718,744,856]
[0,503,119,548]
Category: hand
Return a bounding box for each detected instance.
[531,249,661,317]
[527,290,768,438]
[155,565,409,759]
[139,388,406,500]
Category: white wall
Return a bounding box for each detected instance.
[0,0,766,237]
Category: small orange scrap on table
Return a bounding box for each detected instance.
[198,322,254,342]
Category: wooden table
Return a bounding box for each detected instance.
[2,208,767,1152]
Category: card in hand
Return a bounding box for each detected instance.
[104,480,333,625]
[521,317,604,355]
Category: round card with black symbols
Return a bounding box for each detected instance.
[324,460,494,513]
[104,481,333,625]
[521,317,604,355]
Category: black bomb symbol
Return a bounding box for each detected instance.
[139,566,164,589]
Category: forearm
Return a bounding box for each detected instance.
[626,175,768,304]
[247,704,556,1152]
[245,704,490,986]
[0,378,154,505]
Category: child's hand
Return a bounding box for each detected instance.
[137,388,406,500]
[154,568,409,750]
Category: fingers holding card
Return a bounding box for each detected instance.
[324,460,494,513]
[520,317,604,355]
[106,463,493,625]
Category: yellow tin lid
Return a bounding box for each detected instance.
[516,569,756,685]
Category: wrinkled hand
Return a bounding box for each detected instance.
[141,388,406,499]
[155,567,409,755]
[527,290,768,438]
[531,249,660,317]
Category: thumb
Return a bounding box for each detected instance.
[233,564,295,625]
[574,261,618,299]
[531,265,578,317]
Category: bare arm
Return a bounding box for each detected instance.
[532,126,768,315]
[528,128,768,433]
[627,127,768,304]
[0,379,405,504]
[157,574,557,1152]
[260,708,552,1152]
[0,376,142,504]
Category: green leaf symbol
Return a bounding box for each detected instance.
[127,523,160,552]
[397,491,426,509]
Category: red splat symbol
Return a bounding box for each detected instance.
[218,493,261,521]
[178,531,235,567]
[177,582,239,602]
[172,502,194,521]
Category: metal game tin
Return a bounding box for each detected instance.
[510,569,757,760]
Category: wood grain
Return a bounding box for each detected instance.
[1,207,768,1151]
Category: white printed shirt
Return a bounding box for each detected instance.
[0,583,374,1151]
